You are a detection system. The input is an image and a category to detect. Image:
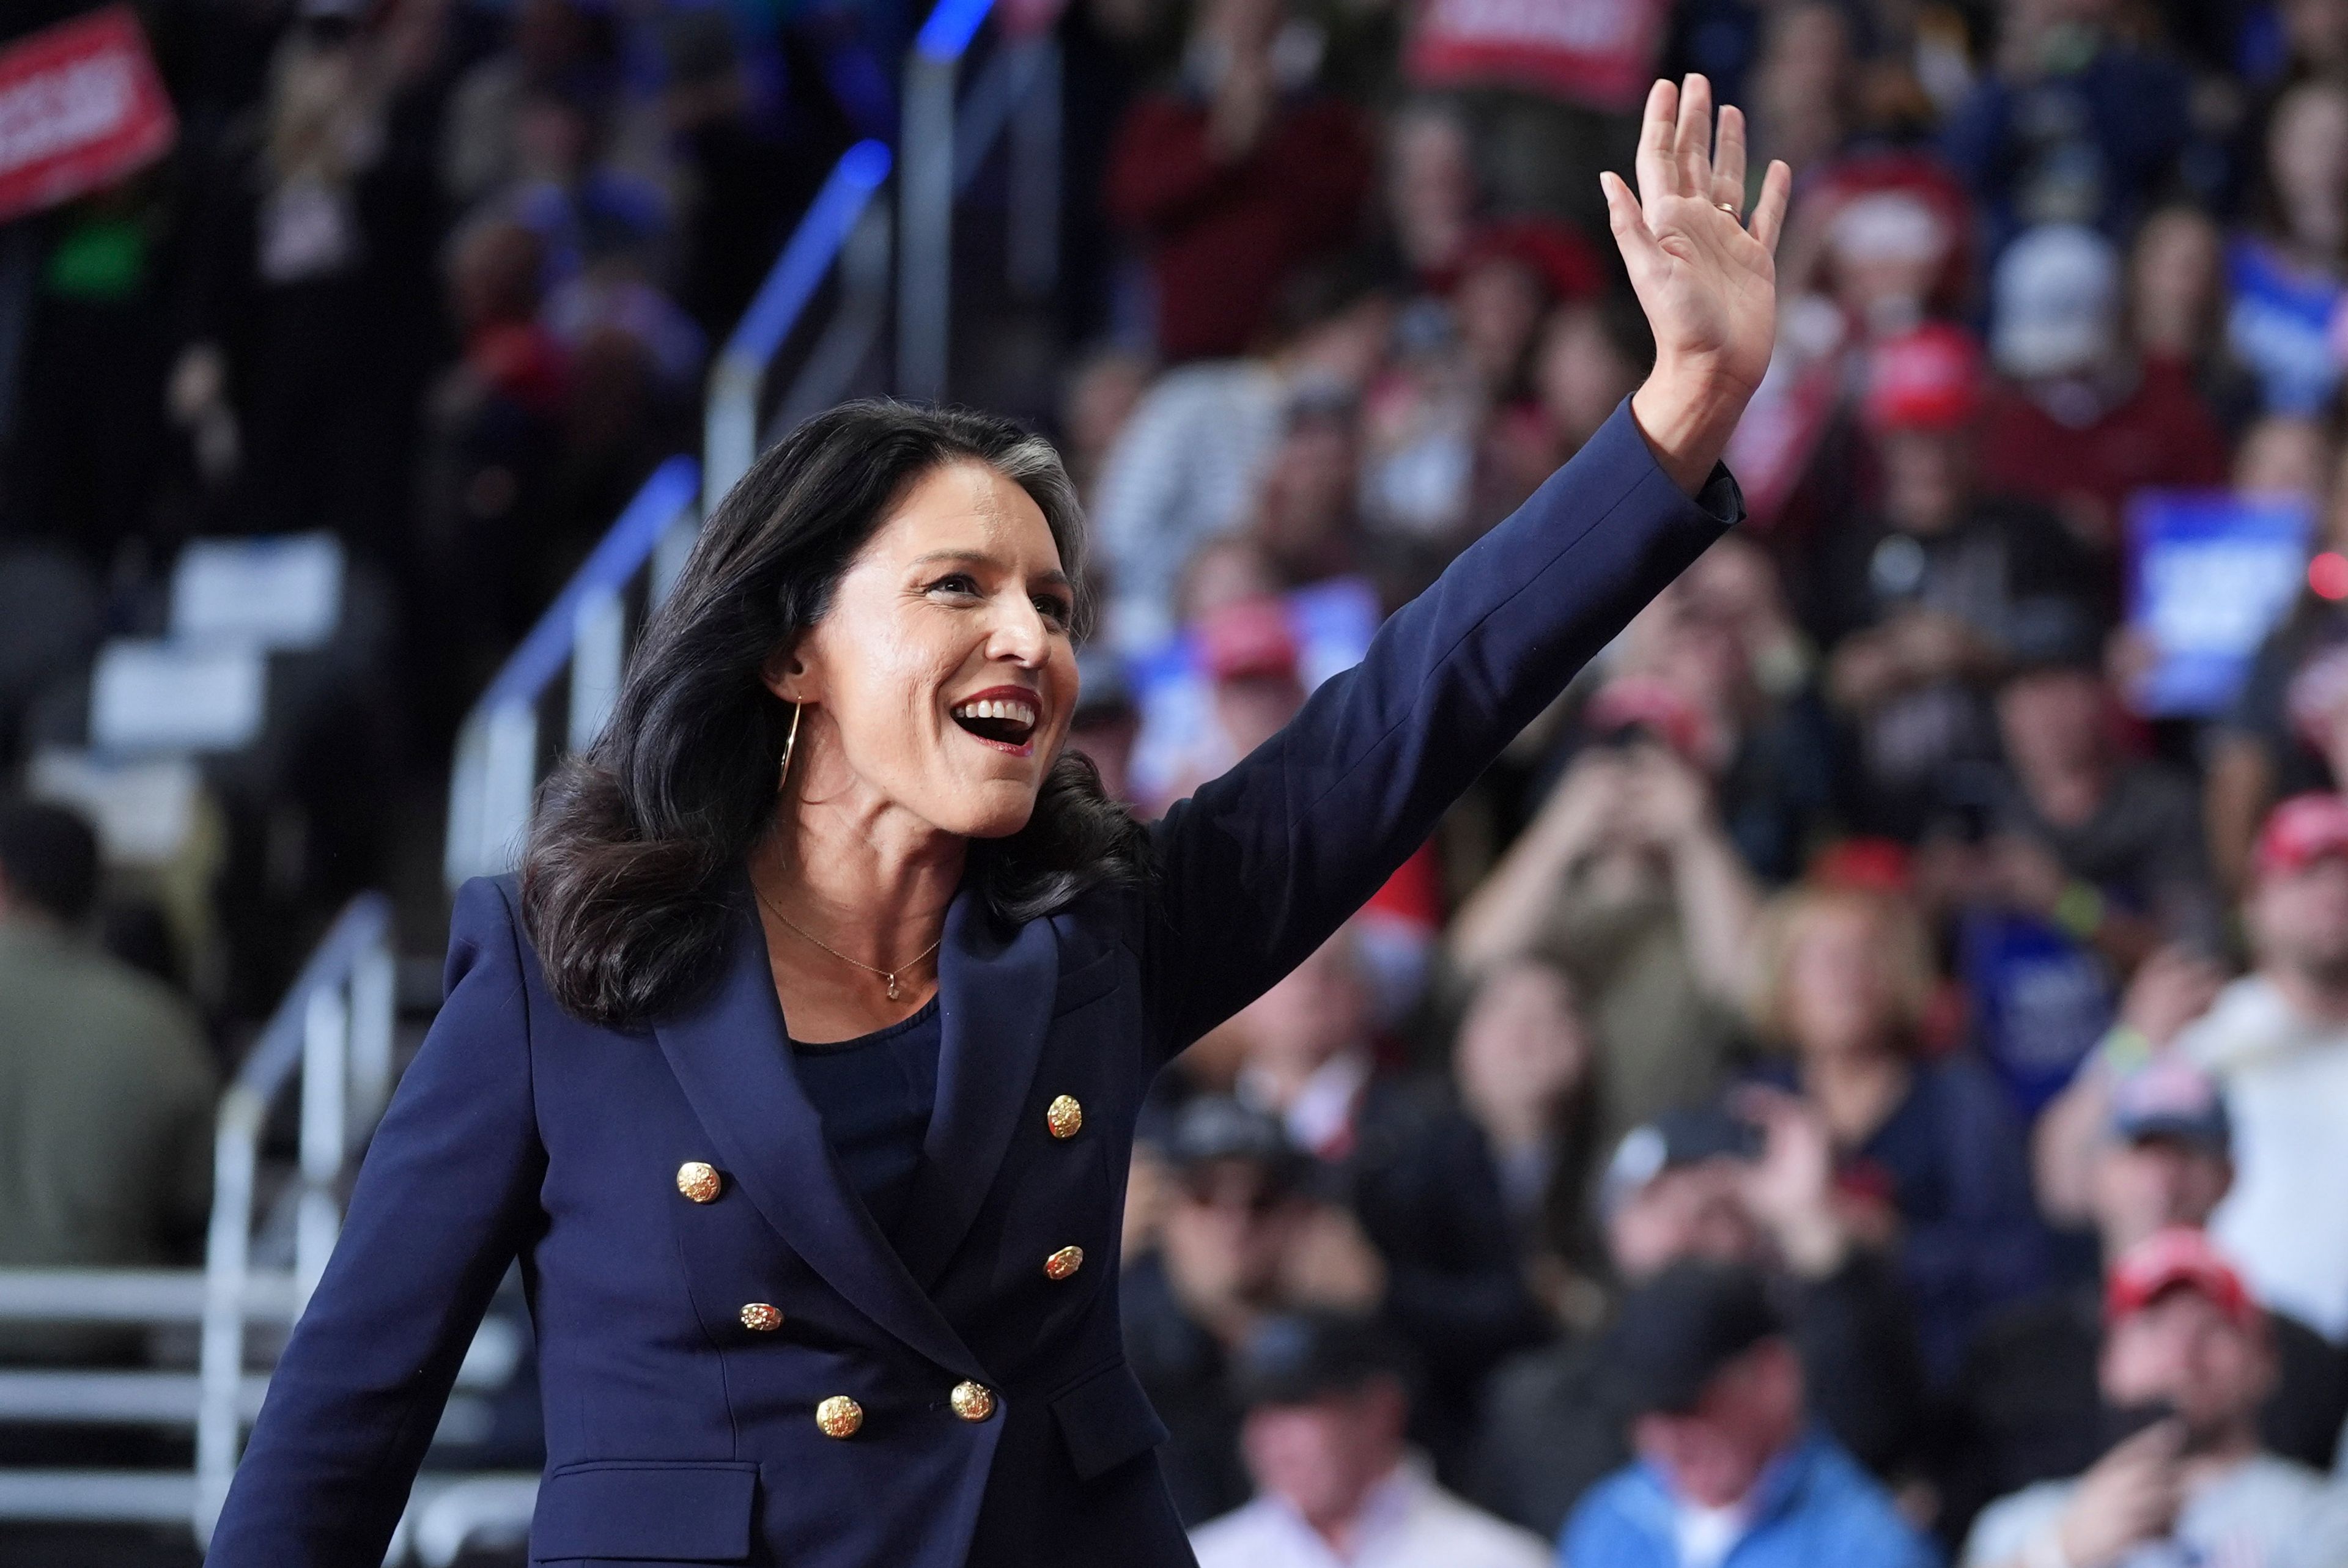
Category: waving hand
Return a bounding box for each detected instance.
[1602,75,1792,493]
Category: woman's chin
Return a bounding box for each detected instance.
[936,784,1042,841]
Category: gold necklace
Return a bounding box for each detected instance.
[752,886,942,1002]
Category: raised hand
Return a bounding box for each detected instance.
[1602,75,1792,493]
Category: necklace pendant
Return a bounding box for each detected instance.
[885,974,901,1001]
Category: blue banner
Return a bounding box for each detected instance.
[2125,489,2312,718]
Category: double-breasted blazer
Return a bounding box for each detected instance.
[205,402,1741,1568]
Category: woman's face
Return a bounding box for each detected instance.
[1455,962,1592,1116]
[2269,84,2348,253]
[1455,257,1545,390]
[1389,111,1475,273]
[1783,902,1897,1058]
[2130,208,2220,355]
[774,460,1079,841]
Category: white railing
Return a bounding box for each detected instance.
[704,141,895,504]
[0,891,391,1537]
[898,0,1060,402]
[442,457,702,891]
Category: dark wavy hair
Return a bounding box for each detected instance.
[519,400,1151,1028]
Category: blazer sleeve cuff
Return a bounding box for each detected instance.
[1587,397,1748,533]
[1694,460,1745,528]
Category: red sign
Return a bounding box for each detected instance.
[0,7,177,223]
[1407,0,1668,113]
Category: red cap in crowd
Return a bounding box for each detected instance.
[1861,323,1983,433]
[1199,596,1301,684]
[1457,218,1605,304]
[1582,675,1715,765]
[2253,792,2348,880]
[1808,837,1913,894]
[2105,1226,2258,1331]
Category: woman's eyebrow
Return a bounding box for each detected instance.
[912,548,1071,590]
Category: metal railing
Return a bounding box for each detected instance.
[196,891,397,1533]
[704,140,895,504]
[897,0,1060,402]
[442,455,703,891]
[0,892,393,1536]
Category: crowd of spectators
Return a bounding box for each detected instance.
[26,0,2348,1562]
[1063,0,2348,1561]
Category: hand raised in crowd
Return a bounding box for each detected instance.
[2032,944,2227,1226]
[1987,834,2072,919]
[1732,1085,1851,1279]
[1618,740,1715,852]
[2048,1420,2186,1568]
[2117,944,2226,1050]
[1602,75,1793,493]
[1527,748,1637,862]
[1828,609,1988,714]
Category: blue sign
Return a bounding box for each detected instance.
[2125,489,2312,718]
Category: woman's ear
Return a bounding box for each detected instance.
[761,638,817,706]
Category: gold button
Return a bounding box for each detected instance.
[1044,1245,1085,1281]
[950,1380,997,1422]
[676,1161,723,1203]
[1046,1094,1084,1139]
[816,1394,863,1438]
[739,1302,783,1331]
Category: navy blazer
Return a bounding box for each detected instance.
[205,403,1739,1568]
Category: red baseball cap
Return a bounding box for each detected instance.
[1198,596,1300,684]
[1861,323,1983,433]
[2105,1226,2258,1331]
[1582,675,1715,765]
[2254,792,2348,880]
[1807,836,1913,893]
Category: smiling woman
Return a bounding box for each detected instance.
[207,76,1788,1568]
[519,403,1151,1034]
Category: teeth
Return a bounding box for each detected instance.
[953,698,1037,726]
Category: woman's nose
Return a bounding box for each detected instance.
[988,597,1050,665]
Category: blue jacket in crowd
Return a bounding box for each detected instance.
[1560,1429,1940,1568]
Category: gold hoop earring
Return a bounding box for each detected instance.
[777,701,803,793]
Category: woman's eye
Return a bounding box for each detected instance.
[928,573,981,598]
[1035,596,1073,627]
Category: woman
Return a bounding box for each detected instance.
[1744,884,2047,1383]
[2226,79,2348,417]
[209,78,1788,1568]
[1450,954,1605,1320]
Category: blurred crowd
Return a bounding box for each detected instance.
[0,0,874,1015]
[23,0,2348,1561]
[1057,0,2348,1561]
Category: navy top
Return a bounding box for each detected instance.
[789,998,943,1239]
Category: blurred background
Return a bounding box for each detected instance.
[10,0,2348,1561]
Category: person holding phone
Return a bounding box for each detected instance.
[1962,1228,2348,1568]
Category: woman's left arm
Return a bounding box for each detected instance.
[1141,77,1790,1056]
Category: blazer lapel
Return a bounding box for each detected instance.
[893,889,1060,1289]
[652,872,983,1379]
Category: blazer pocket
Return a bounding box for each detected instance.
[1049,1359,1170,1482]
[531,1460,759,1562]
